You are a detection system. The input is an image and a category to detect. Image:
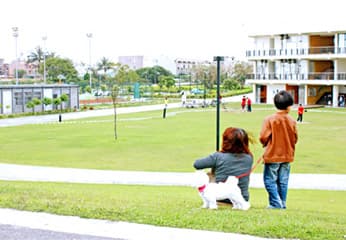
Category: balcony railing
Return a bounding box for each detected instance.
[246,72,346,80]
[246,47,346,58]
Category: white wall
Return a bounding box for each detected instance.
[339,86,346,93]
[2,90,12,114]
[255,37,270,50]
[336,59,346,72]
[267,84,286,104]
[43,88,53,111]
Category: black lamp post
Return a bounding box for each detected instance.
[203,71,207,107]
[214,56,224,151]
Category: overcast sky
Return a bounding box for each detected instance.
[0,0,345,65]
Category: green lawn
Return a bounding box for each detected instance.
[0,181,344,240]
[0,104,345,174]
[0,104,345,239]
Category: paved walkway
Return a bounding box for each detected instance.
[1,163,345,191]
[0,208,277,240]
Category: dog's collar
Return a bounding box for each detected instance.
[198,184,206,192]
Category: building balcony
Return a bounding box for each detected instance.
[246,72,346,81]
[246,47,346,60]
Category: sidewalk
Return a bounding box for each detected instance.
[1,163,345,190]
[0,209,277,240]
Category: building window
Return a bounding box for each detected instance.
[33,91,41,99]
[308,88,316,97]
[24,92,33,103]
[14,92,23,105]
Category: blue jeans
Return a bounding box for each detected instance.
[263,163,290,209]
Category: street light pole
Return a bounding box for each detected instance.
[12,27,19,85]
[42,36,47,84]
[86,33,93,88]
[214,56,224,151]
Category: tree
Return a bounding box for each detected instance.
[53,98,62,110]
[97,57,115,78]
[26,101,35,113]
[27,46,56,78]
[27,46,44,74]
[223,78,241,90]
[45,57,78,83]
[26,98,41,113]
[42,97,52,111]
[136,66,173,84]
[84,85,92,94]
[60,94,69,110]
[32,98,42,110]
[158,76,175,91]
[232,61,253,88]
[18,69,26,78]
[110,85,119,140]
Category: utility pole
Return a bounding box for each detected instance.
[213,56,224,151]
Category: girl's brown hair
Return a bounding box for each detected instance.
[220,127,252,155]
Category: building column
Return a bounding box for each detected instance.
[252,84,257,103]
[333,85,339,107]
[304,85,308,105]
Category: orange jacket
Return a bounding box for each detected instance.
[259,111,298,163]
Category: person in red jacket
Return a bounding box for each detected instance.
[297,104,304,122]
[241,96,246,112]
[246,97,252,112]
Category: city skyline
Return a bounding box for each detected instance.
[1,0,345,65]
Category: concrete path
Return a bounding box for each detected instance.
[0,94,251,127]
[0,209,278,240]
[1,163,345,191]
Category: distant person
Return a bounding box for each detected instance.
[241,96,246,112]
[297,104,304,122]
[246,97,252,112]
[259,90,298,209]
[339,95,345,107]
[193,127,253,202]
[163,97,168,118]
[181,91,187,107]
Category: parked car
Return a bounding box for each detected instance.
[190,88,204,94]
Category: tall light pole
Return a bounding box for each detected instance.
[214,56,224,151]
[42,35,47,84]
[12,27,19,85]
[86,33,93,88]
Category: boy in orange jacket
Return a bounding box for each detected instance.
[259,90,298,209]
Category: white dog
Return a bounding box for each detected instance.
[193,171,250,210]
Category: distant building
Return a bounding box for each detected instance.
[245,29,346,106]
[0,84,79,114]
[118,56,144,70]
[0,59,9,77]
[174,58,212,75]
[8,60,39,79]
[118,55,176,74]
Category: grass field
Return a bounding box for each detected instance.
[0,103,345,173]
[0,103,345,239]
[0,181,344,240]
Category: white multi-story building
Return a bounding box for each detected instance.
[245,30,346,106]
